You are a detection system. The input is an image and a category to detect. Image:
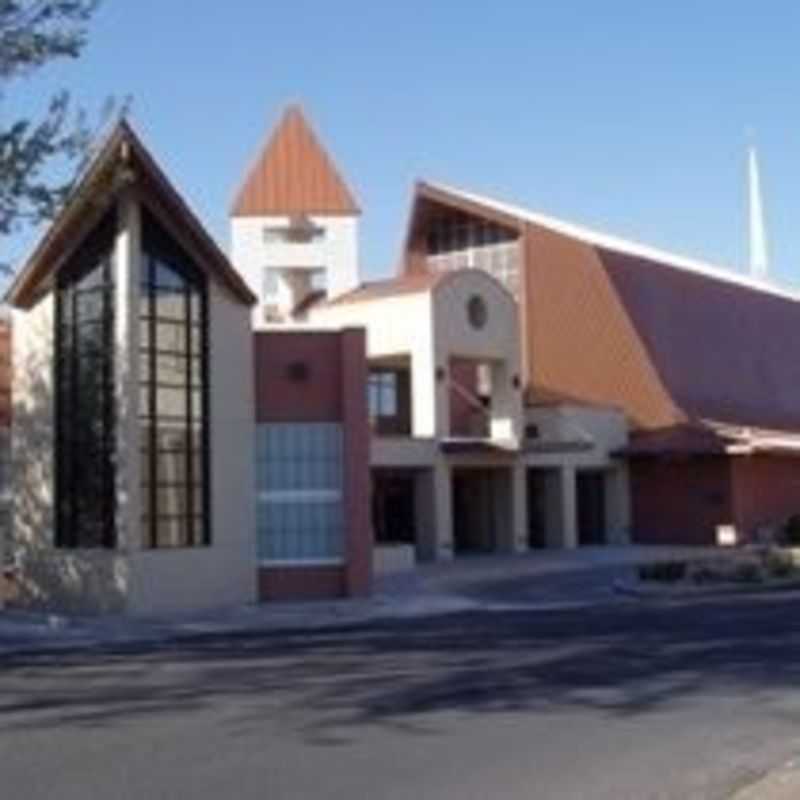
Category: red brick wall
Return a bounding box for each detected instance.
[630,457,734,546]
[253,331,343,423]
[340,329,373,596]
[731,456,800,540]
[449,358,480,437]
[253,328,372,600]
[258,566,346,601]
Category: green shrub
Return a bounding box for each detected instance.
[764,550,794,579]
[689,564,716,584]
[732,561,763,583]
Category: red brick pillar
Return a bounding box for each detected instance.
[340,327,372,595]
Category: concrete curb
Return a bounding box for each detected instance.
[0,591,631,657]
[612,577,800,601]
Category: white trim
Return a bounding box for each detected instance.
[425,182,800,305]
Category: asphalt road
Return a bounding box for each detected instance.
[2,594,800,800]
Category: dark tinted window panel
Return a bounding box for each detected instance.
[54,210,117,549]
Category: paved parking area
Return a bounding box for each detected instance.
[379,545,720,608]
[3,592,800,799]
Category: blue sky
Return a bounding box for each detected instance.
[6,1,800,288]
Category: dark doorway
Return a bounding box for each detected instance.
[452,470,497,554]
[577,471,606,546]
[527,469,549,549]
[372,471,416,545]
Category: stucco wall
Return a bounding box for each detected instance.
[10,296,129,614]
[312,292,432,359]
[128,280,256,614]
[11,197,257,616]
[231,214,359,323]
[433,271,522,442]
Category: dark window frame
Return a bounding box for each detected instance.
[368,370,399,420]
[54,211,117,549]
[140,213,210,550]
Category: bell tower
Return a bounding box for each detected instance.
[230,105,360,325]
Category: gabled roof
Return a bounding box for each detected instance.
[6,120,256,309]
[416,181,800,304]
[405,181,800,435]
[231,105,360,217]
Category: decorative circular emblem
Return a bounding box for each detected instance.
[467,294,488,329]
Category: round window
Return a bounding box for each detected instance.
[467,295,488,329]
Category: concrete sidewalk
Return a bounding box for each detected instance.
[0,546,716,656]
[730,759,800,799]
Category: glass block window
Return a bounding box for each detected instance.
[256,423,344,562]
[55,210,117,549]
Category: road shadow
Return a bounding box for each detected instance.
[1,595,800,744]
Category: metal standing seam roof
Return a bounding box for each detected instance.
[407,182,800,436]
[231,104,360,217]
[321,273,443,307]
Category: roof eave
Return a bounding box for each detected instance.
[7,122,257,310]
[6,126,127,309]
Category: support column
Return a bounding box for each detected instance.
[511,463,529,553]
[433,460,454,561]
[605,465,631,545]
[410,298,447,438]
[340,328,372,596]
[414,469,436,562]
[560,466,578,549]
[114,190,141,556]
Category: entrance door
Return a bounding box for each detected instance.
[527,469,549,549]
[372,473,416,545]
[577,471,607,546]
[452,470,496,554]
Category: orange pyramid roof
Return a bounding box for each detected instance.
[232,105,360,216]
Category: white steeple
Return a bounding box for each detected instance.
[747,141,769,281]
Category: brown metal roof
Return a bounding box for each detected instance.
[523,222,800,433]
[231,105,360,217]
[620,422,800,459]
[620,424,731,457]
[403,183,800,436]
[323,273,443,306]
[7,120,256,309]
[522,222,684,430]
